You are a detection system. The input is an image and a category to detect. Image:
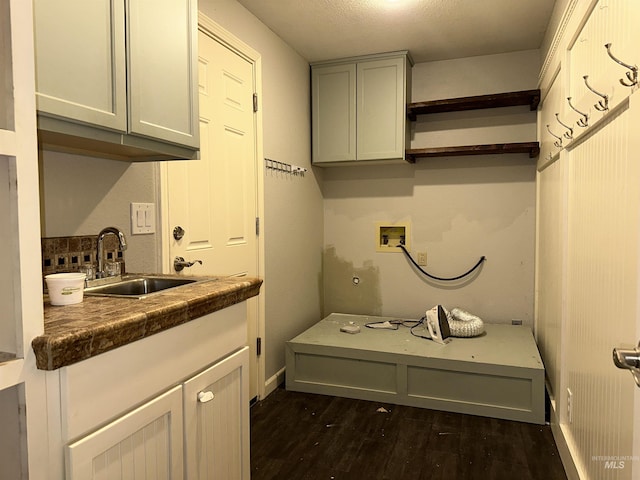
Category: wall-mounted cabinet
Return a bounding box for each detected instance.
[406,89,540,161]
[33,0,199,161]
[311,51,412,166]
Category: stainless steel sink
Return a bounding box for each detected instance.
[84,275,200,299]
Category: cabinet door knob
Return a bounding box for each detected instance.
[197,391,215,403]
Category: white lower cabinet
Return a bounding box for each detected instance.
[184,348,250,480]
[64,347,249,480]
[51,305,249,480]
[66,386,184,480]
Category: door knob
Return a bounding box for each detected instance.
[173,256,203,272]
[173,226,185,240]
[613,341,640,387]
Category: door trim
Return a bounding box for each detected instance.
[158,13,265,400]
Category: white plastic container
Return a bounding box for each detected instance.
[45,272,87,306]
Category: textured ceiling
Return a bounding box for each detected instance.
[235,0,557,63]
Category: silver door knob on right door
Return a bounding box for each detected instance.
[613,341,640,387]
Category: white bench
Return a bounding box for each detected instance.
[286,313,545,424]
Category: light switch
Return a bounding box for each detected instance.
[131,203,155,234]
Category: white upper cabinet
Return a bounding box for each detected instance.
[33,0,127,132]
[311,63,357,163]
[356,57,407,161]
[127,0,198,148]
[33,0,199,160]
[312,51,412,166]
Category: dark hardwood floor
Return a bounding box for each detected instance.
[250,387,567,480]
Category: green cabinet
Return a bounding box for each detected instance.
[311,51,412,166]
[33,0,199,160]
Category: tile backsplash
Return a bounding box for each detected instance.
[42,235,125,275]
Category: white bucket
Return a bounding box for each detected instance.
[45,272,87,306]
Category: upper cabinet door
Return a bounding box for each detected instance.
[312,63,357,164]
[357,57,405,161]
[33,0,127,132]
[127,0,199,148]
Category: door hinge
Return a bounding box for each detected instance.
[253,93,258,113]
[256,337,262,356]
[255,217,260,236]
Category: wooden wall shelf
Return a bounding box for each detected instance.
[405,89,540,161]
[406,142,540,162]
[407,89,541,121]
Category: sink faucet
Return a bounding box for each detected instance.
[96,227,128,278]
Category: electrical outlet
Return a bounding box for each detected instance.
[417,252,427,266]
[567,388,573,423]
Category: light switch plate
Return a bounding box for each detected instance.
[131,203,155,234]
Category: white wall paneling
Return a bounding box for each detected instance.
[536,2,640,478]
[563,97,638,479]
[535,155,566,407]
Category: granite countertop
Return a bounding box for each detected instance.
[32,275,263,371]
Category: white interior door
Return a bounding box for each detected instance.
[164,27,261,400]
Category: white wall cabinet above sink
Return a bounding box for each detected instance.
[33,0,199,161]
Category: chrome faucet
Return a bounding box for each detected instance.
[96,227,128,278]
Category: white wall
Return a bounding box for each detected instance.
[198,0,324,381]
[323,50,540,324]
[39,150,159,273]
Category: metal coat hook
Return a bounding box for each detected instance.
[583,75,609,111]
[567,97,589,128]
[546,124,563,148]
[555,113,573,139]
[264,157,307,176]
[605,43,637,87]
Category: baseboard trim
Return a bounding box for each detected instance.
[264,367,285,397]
[549,404,582,480]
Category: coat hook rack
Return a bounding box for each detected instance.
[605,43,638,87]
[555,113,573,139]
[583,75,609,111]
[264,158,307,176]
[567,97,589,128]
[546,124,563,148]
